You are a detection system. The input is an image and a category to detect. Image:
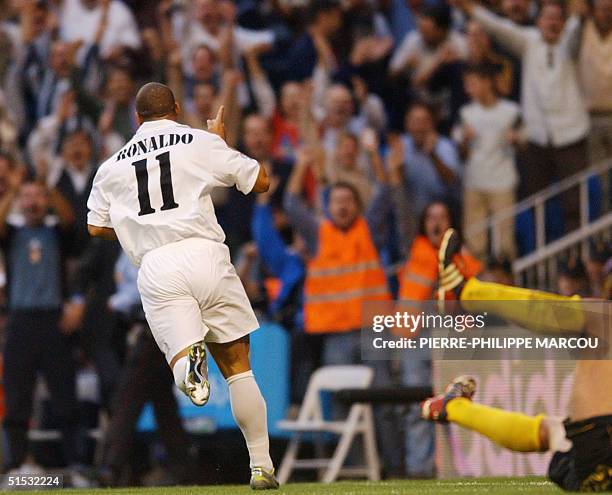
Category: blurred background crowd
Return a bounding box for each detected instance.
[0,0,610,488]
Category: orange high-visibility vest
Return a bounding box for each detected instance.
[304,217,390,333]
[398,235,482,302]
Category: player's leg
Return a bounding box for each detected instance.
[438,229,586,333]
[137,254,210,406]
[169,340,210,406]
[199,241,278,489]
[421,376,571,453]
[207,337,278,490]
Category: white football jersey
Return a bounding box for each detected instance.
[87,119,259,266]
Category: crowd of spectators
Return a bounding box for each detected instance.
[0,0,610,486]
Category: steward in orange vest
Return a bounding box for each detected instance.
[398,234,481,301]
[398,202,482,303]
[285,178,391,334]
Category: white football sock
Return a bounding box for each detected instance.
[172,356,189,394]
[227,370,273,471]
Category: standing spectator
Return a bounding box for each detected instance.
[0,169,80,475]
[27,89,98,172]
[454,65,521,261]
[283,147,401,471]
[2,0,53,135]
[271,81,306,162]
[464,20,514,97]
[326,130,387,208]
[176,45,220,105]
[343,0,394,94]
[171,0,275,72]
[311,82,386,173]
[217,114,290,254]
[394,201,481,478]
[46,128,97,257]
[391,102,460,227]
[279,0,343,82]
[497,0,535,101]
[579,0,612,164]
[455,0,590,233]
[16,39,81,138]
[389,4,468,128]
[169,49,241,147]
[60,0,141,61]
[96,66,138,146]
[389,4,468,80]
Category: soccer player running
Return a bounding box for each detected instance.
[421,229,611,492]
[87,83,278,490]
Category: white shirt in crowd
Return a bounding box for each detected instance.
[454,99,520,191]
[389,31,468,76]
[60,0,141,59]
[473,6,589,147]
[87,120,260,266]
[172,13,274,74]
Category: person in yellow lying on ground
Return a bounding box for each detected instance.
[421,229,611,492]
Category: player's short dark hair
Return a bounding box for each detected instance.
[135,82,177,121]
[330,181,363,210]
[419,4,452,30]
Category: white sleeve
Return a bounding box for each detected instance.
[234,27,275,52]
[206,134,260,194]
[87,165,112,227]
[389,32,419,73]
[472,6,528,57]
[373,13,392,39]
[112,1,141,49]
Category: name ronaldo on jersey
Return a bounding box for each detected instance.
[116,133,194,161]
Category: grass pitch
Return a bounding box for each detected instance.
[16,477,571,494]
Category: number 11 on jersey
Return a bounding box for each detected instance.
[132,151,179,216]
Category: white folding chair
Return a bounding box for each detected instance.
[277,365,380,484]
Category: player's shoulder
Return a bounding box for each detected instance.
[186,127,230,152]
[187,126,223,142]
[94,151,120,178]
[94,135,139,178]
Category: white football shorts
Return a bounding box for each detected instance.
[137,237,260,363]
